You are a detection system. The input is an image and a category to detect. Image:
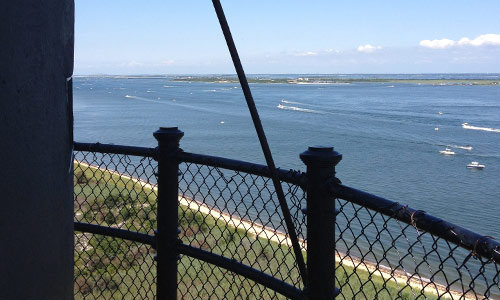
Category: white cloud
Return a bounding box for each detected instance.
[419,38,456,49]
[357,44,382,53]
[295,51,318,57]
[420,34,500,49]
[458,34,500,46]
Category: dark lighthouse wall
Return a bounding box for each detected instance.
[0,1,75,299]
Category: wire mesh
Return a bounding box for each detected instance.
[74,151,158,234]
[178,256,282,300]
[74,151,158,299]
[334,198,500,299]
[177,162,306,299]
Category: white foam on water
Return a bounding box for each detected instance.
[449,144,473,150]
[462,123,500,133]
[281,99,325,109]
[277,103,323,114]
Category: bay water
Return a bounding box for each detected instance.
[74,74,500,238]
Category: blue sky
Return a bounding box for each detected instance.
[75,0,500,74]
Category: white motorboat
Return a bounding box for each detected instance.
[439,148,455,155]
[466,161,485,169]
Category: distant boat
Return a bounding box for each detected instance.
[434,127,439,131]
[438,112,443,115]
[466,161,485,169]
[439,148,455,155]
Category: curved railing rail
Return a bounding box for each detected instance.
[177,151,307,187]
[177,244,302,299]
[332,183,500,264]
[74,222,302,299]
[74,222,156,247]
[74,142,156,158]
[74,142,307,186]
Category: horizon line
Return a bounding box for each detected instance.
[73,72,500,76]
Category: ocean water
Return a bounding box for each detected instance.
[73,75,500,238]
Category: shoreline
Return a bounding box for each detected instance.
[75,161,475,299]
[170,76,500,86]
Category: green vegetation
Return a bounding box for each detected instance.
[171,75,500,86]
[74,162,443,299]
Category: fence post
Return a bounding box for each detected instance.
[300,146,342,299]
[154,127,184,300]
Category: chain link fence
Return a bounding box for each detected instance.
[334,197,500,299]
[73,142,500,299]
[74,149,158,300]
[177,161,306,299]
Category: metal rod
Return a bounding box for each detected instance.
[74,222,156,246]
[211,0,307,283]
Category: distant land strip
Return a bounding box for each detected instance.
[171,76,500,86]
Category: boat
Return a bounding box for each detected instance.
[434,127,439,131]
[439,148,455,155]
[466,161,485,169]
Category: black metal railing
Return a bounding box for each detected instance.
[74,127,500,299]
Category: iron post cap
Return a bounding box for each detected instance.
[153,127,184,141]
[300,145,342,166]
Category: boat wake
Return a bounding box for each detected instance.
[462,123,500,133]
[281,99,325,109]
[124,95,163,104]
[450,145,473,150]
[277,103,324,114]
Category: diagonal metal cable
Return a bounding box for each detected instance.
[211,0,307,284]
